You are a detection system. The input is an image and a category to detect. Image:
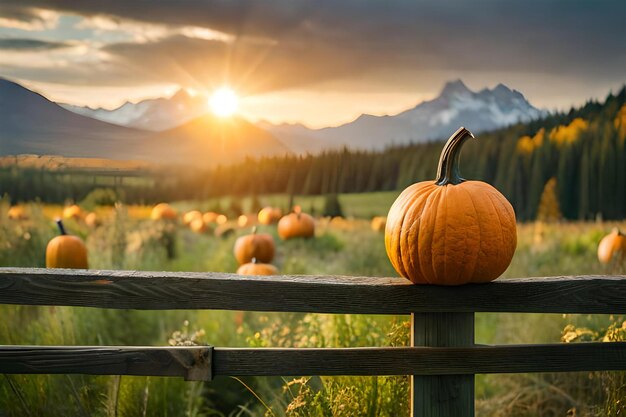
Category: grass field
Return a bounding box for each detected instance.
[0,194,625,416]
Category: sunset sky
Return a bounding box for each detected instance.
[1,0,625,127]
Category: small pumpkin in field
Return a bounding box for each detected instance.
[183,210,202,225]
[151,203,177,220]
[371,216,386,232]
[598,228,626,264]
[189,217,208,233]
[234,227,275,265]
[385,127,517,285]
[238,214,256,228]
[46,219,88,269]
[278,206,315,239]
[236,258,279,276]
[84,212,101,228]
[63,204,82,220]
[7,205,27,220]
[258,206,282,225]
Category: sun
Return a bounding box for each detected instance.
[209,87,238,117]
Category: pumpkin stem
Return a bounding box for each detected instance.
[251,226,257,235]
[435,127,475,186]
[56,219,67,235]
[251,257,257,264]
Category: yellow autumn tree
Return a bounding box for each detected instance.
[549,118,588,146]
[614,104,626,142]
[536,177,562,223]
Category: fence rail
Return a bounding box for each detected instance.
[1,268,625,314]
[1,267,626,417]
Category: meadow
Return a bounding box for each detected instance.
[0,194,624,416]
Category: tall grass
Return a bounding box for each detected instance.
[0,198,625,416]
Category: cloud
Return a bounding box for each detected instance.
[0,38,71,50]
[0,5,59,30]
[1,0,625,97]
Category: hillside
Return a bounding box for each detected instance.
[0,78,288,166]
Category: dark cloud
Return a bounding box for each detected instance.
[0,38,70,50]
[2,0,626,92]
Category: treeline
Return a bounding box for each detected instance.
[2,87,625,221]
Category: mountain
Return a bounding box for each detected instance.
[263,80,548,152]
[145,114,291,166]
[61,89,209,132]
[0,78,149,159]
[0,78,288,166]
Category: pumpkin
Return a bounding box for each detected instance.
[151,203,177,220]
[183,210,202,225]
[189,217,208,233]
[234,227,275,265]
[84,212,101,228]
[63,204,82,220]
[46,219,88,269]
[236,258,279,276]
[598,228,626,264]
[7,205,27,220]
[238,214,256,228]
[202,211,219,224]
[216,214,228,225]
[371,216,386,232]
[258,206,283,225]
[278,206,315,239]
[385,127,517,285]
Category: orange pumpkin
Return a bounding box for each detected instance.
[385,127,517,285]
[183,210,202,225]
[371,216,386,232]
[151,203,177,220]
[598,228,626,264]
[238,214,256,228]
[234,227,275,265]
[189,218,208,233]
[63,204,82,220]
[202,211,219,224]
[236,259,279,276]
[258,206,283,225]
[84,212,101,228]
[7,205,27,220]
[46,219,88,269]
[277,207,315,239]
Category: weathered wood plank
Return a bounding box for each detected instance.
[411,313,475,416]
[2,343,625,378]
[0,268,625,314]
[212,343,626,376]
[0,346,212,381]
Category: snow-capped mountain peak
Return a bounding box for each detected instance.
[61,89,209,131]
[261,80,548,153]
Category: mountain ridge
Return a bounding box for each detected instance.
[0,78,289,166]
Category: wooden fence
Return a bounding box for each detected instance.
[1,268,625,416]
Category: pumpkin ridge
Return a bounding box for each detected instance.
[441,185,451,285]
[461,185,481,282]
[419,188,443,284]
[481,187,508,282]
[480,185,516,281]
[402,187,431,283]
[395,192,417,278]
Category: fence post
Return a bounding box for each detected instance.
[411,312,475,417]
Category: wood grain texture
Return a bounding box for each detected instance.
[411,313,474,417]
[0,346,212,381]
[212,342,626,376]
[1,268,625,314]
